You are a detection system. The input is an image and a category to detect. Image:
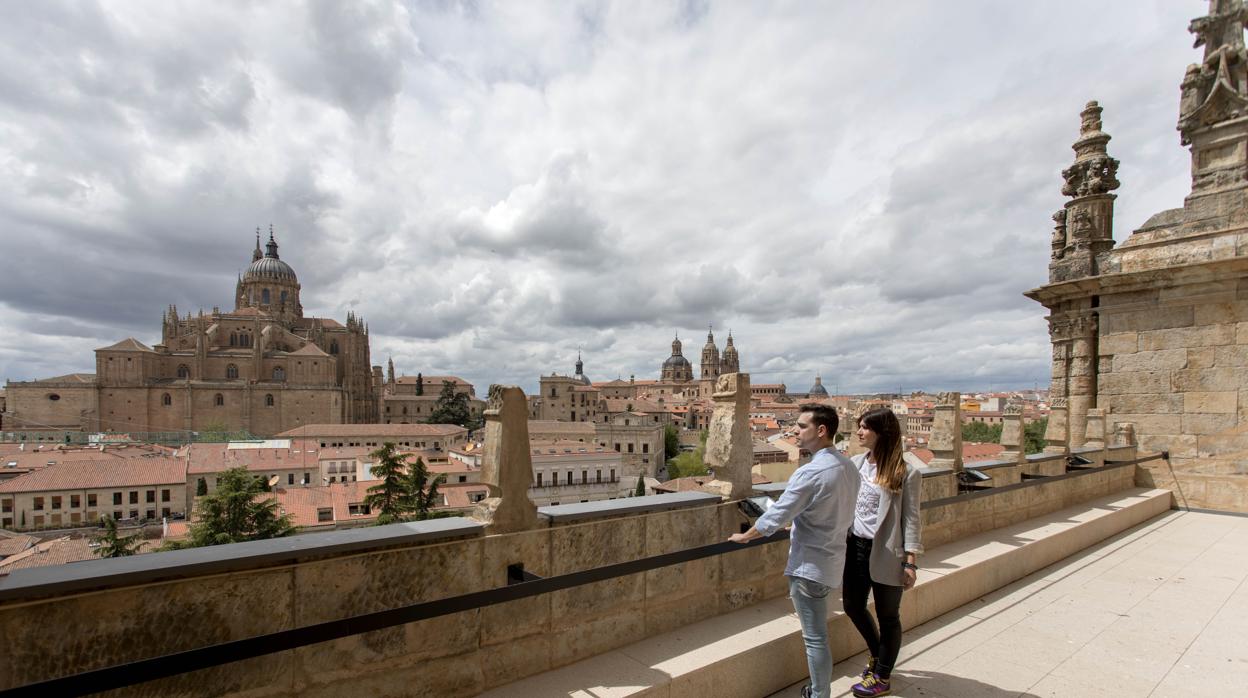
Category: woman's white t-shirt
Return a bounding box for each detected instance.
[852,456,883,539]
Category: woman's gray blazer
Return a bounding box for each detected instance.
[850,453,924,587]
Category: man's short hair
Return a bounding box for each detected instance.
[800,404,839,439]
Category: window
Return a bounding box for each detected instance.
[146,509,155,520]
[273,367,285,381]
[33,515,44,527]
[162,393,172,406]
[550,387,557,398]
[596,470,602,483]
[129,491,138,504]
[1,499,11,513]
[329,340,339,355]
[113,511,121,520]
[458,475,467,483]
[144,490,154,503]
[566,471,573,485]
[113,492,122,505]
[227,364,239,379]
[628,444,634,453]
[280,290,288,304]
[317,508,333,523]
[229,333,238,346]
[262,288,271,304]
[87,494,97,507]
[215,393,224,406]
[161,489,170,502]
[265,394,275,407]
[162,508,170,518]
[581,470,588,484]
[177,364,190,378]
[71,495,80,508]
[288,473,295,485]
[302,472,310,485]
[614,443,621,452]
[610,469,616,482]
[33,497,44,511]
[129,510,138,519]
[642,443,649,454]
[536,473,543,487]
[52,496,62,510]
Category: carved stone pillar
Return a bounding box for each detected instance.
[1067,314,1098,447]
[1000,405,1025,464]
[1051,101,1120,283]
[700,373,754,500]
[1044,397,1070,455]
[1112,422,1137,448]
[928,392,963,472]
[1084,407,1107,450]
[472,385,540,533]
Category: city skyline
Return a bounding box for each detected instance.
[0,2,1196,395]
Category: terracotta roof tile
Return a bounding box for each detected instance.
[0,458,188,493]
[275,424,467,438]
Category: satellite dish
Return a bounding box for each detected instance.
[267,475,280,488]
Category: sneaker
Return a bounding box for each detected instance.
[851,673,891,697]
[800,684,813,698]
[860,656,877,680]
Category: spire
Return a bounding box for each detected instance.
[707,323,714,342]
[265,224,279,259]
[252,228,262,262]
[575,350,584,375]
[387,356,395,385]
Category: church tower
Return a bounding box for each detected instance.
[237,226,304,326]
[661,334,694,382]
[700,326,721,380]
[720,331,740,374]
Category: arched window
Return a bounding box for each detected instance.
[261,288,271,304]
[162,393,172,406]
[273,367,285,381]
[229,333,237,346]
[176,364,190,379]
[280,290,288,304]
[226,364,238,379]
[265,394,274,407]
[550,387,557,398]
[329,340,339,355]
[214,393,224,407]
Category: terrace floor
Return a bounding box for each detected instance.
[767,509,1248,698]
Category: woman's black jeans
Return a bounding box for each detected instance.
[842,533,904,679]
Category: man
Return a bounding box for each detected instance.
[729,404,860,698]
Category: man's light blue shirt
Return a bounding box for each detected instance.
[753,446,860,587]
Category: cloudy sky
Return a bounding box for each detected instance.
[0,1,1204,395]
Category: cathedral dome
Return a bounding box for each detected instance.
[245,256,298,282]
[663,354,692,370]
[573,353,591,385]
[808,375,828,396]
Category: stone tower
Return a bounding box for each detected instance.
[700,326,721,380]
[661,334,694,382]
[721,331,740,374]
[1026,0,1248,512]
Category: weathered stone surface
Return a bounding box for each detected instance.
[1099,370,1172,395]
[1182,413,1240,435]
[480,529,552,646]
[929,392,963,471]
[1000,409,1024,462]
[473,385,540,534]
[1184,391,1239,414]
[1138,323,1236,350]
[1044,399,1069,454]
[1105,393,1184,414]
[1099,332,1139,355]
[701,373,754,500]
[1084,408,1107,449]
[1111,348,1188,373]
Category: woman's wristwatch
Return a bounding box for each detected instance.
[902,562,918,571]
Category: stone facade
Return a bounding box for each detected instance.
[3,230,379,437]
[1027,1,1248,512]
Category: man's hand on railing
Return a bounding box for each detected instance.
[728,527,762,544]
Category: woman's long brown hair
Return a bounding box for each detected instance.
[860,407,905,492]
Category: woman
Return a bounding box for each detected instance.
[843,407,923,698]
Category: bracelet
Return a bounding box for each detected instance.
[902,562,918,571]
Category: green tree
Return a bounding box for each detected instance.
[427,380,482,430]
[961,421,1003,443]
[663,424,681,462]
[196,477,208,496]
[179,467,294,547]
[666,430,709,479]
[93,515,143,558]
[404,456,447,521]
[367,443,412,525]
[1024,418,1049,455]
[634,475,647,497]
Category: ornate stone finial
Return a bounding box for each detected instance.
[1180,0,1248,142]
[700,373,754,500]
[1050,209,1068,259]
[472,385,540,533]
[1112,422,1137,448]
[936,391,959,407]
[1061,102,1120,199]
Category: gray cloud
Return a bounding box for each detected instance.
[0,1,1203,396]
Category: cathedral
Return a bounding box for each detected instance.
[3,229,379,437]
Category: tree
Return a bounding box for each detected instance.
[196,477,208,496]
[663,424,681,462]
[667,430,709,479]
[961,421,1003,443]
[415,372,424,396]
[1024,418,1049,455]
[634,475,646,497]
[366,443,412,525]
[427,380,482,431]
[179,467,294,548]
[367,444,447,524]
[94,515,143,558]
[405,456,446,521]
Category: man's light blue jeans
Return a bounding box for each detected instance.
[789,575,832,698]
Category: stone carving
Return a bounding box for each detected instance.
[1112,422,1137,448]
[1050,209,1068,259]
[472,385,540,533]
[1084,408,1107,449]
[1061,102,1121,199]
[1044,398,1069,455]
[1048,314,1097,342]
[700,373,754,500]
[929,391,963,472]
[1004,402,1024,416]
[1179,0,1248,143]
[1000,409,1025,464]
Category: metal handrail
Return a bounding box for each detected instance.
[0,530,788,697]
